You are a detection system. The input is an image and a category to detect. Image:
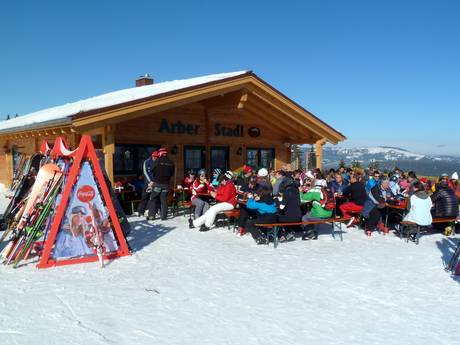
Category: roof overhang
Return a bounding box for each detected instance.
[71,72,346,144]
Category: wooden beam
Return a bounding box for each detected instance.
[199,90,247,109]
[103,125,115,185]
[72,78,253,128]
[247,87,338,144]
[315,138,326,170]
[244,99,307,140]
[247,77,346,142]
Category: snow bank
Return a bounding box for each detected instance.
[0,71,248,132]
[1,192,460,345]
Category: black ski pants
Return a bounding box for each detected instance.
[238,205,259,228]
[246,213,278,241]
[137,185,151,215]
[148,185,169,220]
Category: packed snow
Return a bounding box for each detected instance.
[1,192,460,345]
[0,71,248,133]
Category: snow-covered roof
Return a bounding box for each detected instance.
[0,71,249,133]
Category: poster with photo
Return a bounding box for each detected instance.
[52,162,119,259]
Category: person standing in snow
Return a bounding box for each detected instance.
[137,150,158,217]
[148,147,174,221]
[189,171,236,231]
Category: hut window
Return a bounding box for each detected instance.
[184,145,205,173]
[246,148,275,170]
[210,146,229,172]
[114,144,160,176]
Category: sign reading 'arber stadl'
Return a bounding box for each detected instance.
[158,119,245,137]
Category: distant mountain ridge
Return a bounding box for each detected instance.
[318,146,460,176]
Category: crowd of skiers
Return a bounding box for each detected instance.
[119,148,460,244]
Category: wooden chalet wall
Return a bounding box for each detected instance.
[114,102,290,183]
[0,130,77,187]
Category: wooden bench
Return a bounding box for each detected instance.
[255,217,352,248]
[219,209,240,231]
[400,217,458,244]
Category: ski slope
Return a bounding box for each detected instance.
[1,192,460,345]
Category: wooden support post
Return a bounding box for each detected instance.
[205,108,210,172]
[4,140,13,187]
[103,125,115,185]
[315,139,326,171]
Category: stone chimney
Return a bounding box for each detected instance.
[136,74,154,87]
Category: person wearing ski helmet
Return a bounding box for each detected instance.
[256,168,272,191]
[189,170,236,231]
[211,168,223,188]
[137,150,158,217]
[191,169,215,219]
[148,147,175,221]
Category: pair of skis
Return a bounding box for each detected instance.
[1,166,63,266]
[445,241,460,275]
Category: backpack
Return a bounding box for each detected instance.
[320,186,336,211]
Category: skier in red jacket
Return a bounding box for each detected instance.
[189,171,236,231]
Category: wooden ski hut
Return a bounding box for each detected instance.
[0,71,345,187]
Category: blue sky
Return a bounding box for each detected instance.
[1,1,459,155]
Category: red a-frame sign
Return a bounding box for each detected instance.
[37,135,130,268]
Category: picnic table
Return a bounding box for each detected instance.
[384,200,407,227]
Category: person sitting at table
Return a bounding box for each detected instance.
[236,175,260,236]
[402,181,433,241]
[189,171,236,232]
[361,177,391,236]
[256,168,273,191]
[272,170,286,196]
[300,178,333,240]
[365,170,380,193]
[449,172,460,201]
[277,176,302,242]
[191,169,214,219]
[236,165,254,187]
[328,172,348,195]
[211,168,223,188]
[244,186,278,245]
[182,169,196,190]
[339,172,367,227]
[431,179,459,221]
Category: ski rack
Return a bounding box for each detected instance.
[37,135,131,268]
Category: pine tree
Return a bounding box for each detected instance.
[339,159,346,169]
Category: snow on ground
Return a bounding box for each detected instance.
[1,192,460,345]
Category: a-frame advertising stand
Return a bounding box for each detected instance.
[37,135,130,268]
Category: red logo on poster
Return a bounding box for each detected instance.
[77,185,95,202]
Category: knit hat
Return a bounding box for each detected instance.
[151,151,159,159]
[257,168,268,177]
[224,170,234,180]
[452,172,458,180]
[243,165,253,174]
[213,168,222,176]
[440,173,449,179]
[158,147,167,156]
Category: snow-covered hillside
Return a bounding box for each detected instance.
[1,193,460,345]
[320,146,460,175]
